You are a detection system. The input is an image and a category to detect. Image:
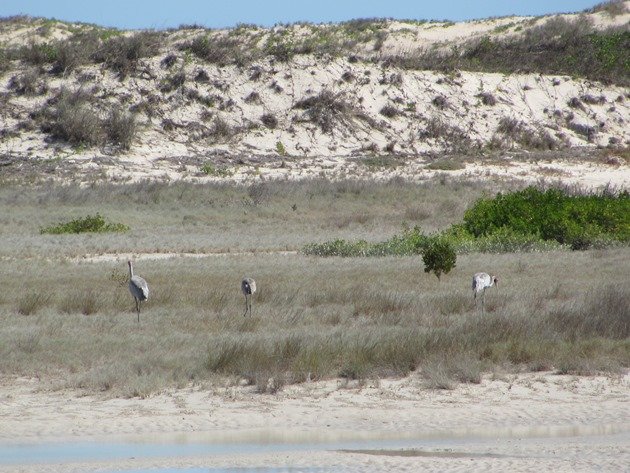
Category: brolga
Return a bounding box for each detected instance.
[241,277,256,317]
[128,260,149,322]
[472,272,498,314]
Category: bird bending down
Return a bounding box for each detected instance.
[128,260,149,322]
[472,272,498,314]
[241,277,256,316]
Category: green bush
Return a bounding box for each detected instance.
[200,162,234,177]
[462,187,630,246]
[304,187,629,258]
[40,214,129,234]
[422,238,456,280]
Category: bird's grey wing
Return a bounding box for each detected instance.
[131,276,149,300]
[242,279,251,295]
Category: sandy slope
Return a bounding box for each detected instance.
[1,7,629,183]
[0,372,628,472]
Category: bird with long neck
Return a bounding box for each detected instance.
[241,277,256,316]
[128,260,149,322]
[472,272,498,314]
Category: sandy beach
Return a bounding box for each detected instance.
[1,371,628,472]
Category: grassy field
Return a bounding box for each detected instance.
[0,178,628,397]
[0,178,498,257]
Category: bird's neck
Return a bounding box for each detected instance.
[129,265,133,278]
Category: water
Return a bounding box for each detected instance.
[102,469,321,473]
[0,436,433,465]
[2,424,627,471]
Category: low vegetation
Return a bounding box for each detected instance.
[294,90,372,133]
[383,18,630,86]
[303,186,630,256]
[0,178,628,397]
[460,186,630,249]
[36,89,139,149]
[0,249,627,396]
[200,162,234,177]
[40,214,129,235]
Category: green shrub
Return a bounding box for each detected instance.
[304,187,629,258]
[462,187,630,246]
[200,162,234,177]
[275,141,287,155]
[422,238,456,280]
[40,214,129,234]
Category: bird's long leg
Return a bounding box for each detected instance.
[243,295,249,317]
[137,299,140,323]
[481,290,485,314]
[250,296,253,317]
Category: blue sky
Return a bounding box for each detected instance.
[1,1,602,30]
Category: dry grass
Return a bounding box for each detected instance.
[0,179,490,259]
[0,249,627,397]
[0,179,627,396]
[294,90,373,133]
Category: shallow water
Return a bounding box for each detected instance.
[0,437,424,465]
[2,424,628,470]
[101,469,320,473]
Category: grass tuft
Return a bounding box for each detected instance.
[17,292,52,316]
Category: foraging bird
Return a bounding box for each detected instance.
[472,272,498,314]
[128,260,149,322]
[241,277,256,316]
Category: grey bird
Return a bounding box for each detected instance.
[128,260,149,322]
[472,272,498,314]
[241,277,256,316]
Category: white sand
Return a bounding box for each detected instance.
[1,372,628,472]
[1,8,629,185]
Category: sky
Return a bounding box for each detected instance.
[0,0,603,30]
